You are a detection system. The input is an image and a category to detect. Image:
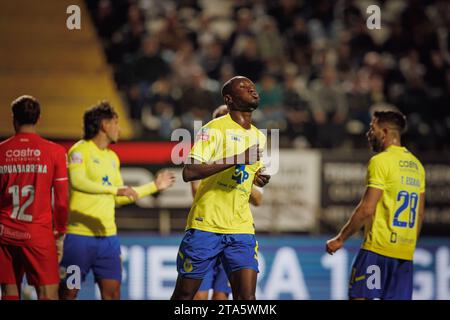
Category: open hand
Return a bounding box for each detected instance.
[155,170,176,191]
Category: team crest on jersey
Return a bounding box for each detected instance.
[232,164,249,184]
[196,128,210,141]
[102,175,112,186]
[70,152,83,164]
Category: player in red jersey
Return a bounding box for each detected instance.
[0,95,69,300]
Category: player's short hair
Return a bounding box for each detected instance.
[11,95,40,125]
[373,110,407,134]
[83,101,118,140]
[221,78,235,98]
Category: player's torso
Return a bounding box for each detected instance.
[68,141,119,236]
[188,120,265,234]
[365,147,424,260]
[0,134,56,240]
[81,145,119,188]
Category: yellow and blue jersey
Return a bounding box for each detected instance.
[67,140,157,236]
[186,113,266,234]
[362,145,425,261]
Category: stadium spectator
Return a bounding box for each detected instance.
[86,0,450,151]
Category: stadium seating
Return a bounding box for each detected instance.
[0,0,132,139]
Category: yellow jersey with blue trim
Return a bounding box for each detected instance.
[362,145,425,260]
[186,113,266,234]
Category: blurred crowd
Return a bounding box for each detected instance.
[86,0,450,150]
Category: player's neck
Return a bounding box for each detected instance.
[384,138,402,150]
[229,111,252,130]
[16,125,37,134]
[91,134,110,150]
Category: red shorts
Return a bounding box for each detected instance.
[0,239,59,287]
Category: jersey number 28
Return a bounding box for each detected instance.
[393,190,418,228]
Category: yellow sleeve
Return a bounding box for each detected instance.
[68,146,118,195]
[115,182,159,206]
[420,164,426,193]
[112,153,159,205]
[366,156,386,190]
[188,126,218,163]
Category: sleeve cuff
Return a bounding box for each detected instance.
[367,183,385,190]
[188,154,206,163]
[133,182,158,198]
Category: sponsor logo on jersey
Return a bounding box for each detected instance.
[5,148,41,159]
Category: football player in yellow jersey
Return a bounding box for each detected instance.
[326,110,426,300]
[59,102,175,300]
[171,76,270,300]
[191,105,264,301]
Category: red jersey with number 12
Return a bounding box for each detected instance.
[0,133,68,245]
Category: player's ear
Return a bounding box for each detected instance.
[99,119,107,133]
[224,94,232,106]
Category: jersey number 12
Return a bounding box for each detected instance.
[8,185,35,222]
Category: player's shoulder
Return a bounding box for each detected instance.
[106,147,119,161]
[68,140,90,154]
[205,114,228,130]
[0,136,16,149]
[40,137,66,153]
[368,150,390,167]
[251,125,266,142]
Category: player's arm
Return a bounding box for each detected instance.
[182,144,261,182]
[416,166,426,238]
[52,148,69,263]
[249,186,263,206]
[190,180,200,198]
[326,186,382,255]
[68,149,119,195]
[115,169,176,206]
[416,192,425,238]
[52,149,69,235]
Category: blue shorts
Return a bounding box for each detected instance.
[198,262,232,294]
[176,229,259,279]
[60,234,122,283]
[348,249,413,300]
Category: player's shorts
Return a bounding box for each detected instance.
[198,262,232,294]
[176,229,259,279]
[0,240,59,287]
[60,234,121,283]
[348,249,413,300]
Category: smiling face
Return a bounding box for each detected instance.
[224,76,260,112]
